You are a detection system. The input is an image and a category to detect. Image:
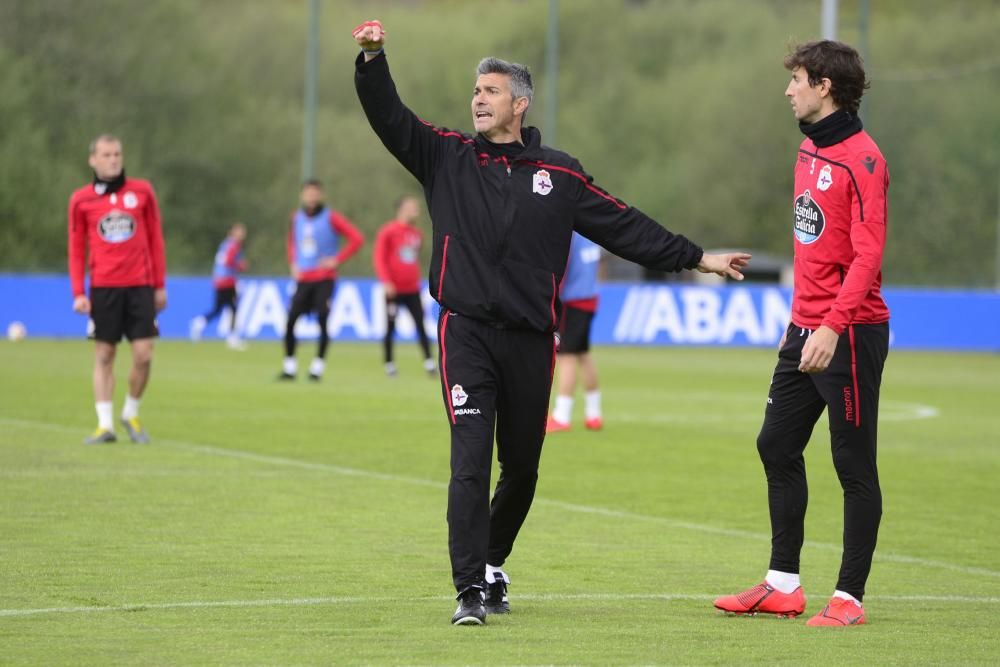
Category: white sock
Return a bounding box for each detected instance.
[283,357,297,375]
[833,590,861,605]
[485,564,509,584]
[765,569,801,594]
[96,401,114,431]
[552,395,573,424]
[584,390,602,419]
[423,358,436,372]
[309,357,325,377]
[122,395,141,420]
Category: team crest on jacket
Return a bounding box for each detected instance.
[793,189,825,244]
[123,191,139,209]
[816,165,833,191]
[451,384,469,407]
[97,211,137,243]
[532,169,554,196]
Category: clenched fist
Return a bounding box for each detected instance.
[353,19,386,60]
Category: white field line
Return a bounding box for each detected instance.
[3,416,995,583]
[1,592,998,619]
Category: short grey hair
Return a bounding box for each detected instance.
[476,57,533,108]
[89,133,121,154]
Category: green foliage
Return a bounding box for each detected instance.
[0,0,997,285]
[1,340,999,663]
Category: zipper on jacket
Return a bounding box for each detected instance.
[493,157,515,309]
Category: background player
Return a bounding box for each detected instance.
[714,40,890,628]
[279,179,364,381]
[190,222,247,350]
[373,194,435,377]
[547,232,604,433]
[68,134,167,444]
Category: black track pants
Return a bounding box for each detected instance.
[384,292,432,363]
[757,322,889,601]
[203,287,238,331]
[284,279,334,358]
[437,310,556,592]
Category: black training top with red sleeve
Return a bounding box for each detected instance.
[791,110,890,334]
[355,52,704,334]
[68,177,166,297]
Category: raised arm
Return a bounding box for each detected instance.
[353,20,445,184]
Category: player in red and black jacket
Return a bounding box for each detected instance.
[68,134,167,445]
[373,194,435,377]
[353,20,751,625]
[715,41,890,629]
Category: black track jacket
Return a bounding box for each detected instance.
[355,53,704,333]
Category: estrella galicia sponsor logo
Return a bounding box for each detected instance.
[451,384,468,407]
[97,211,137,243]
[793,189,825,244]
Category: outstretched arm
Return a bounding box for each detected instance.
[353,19,445,184]
[572,163,750,279]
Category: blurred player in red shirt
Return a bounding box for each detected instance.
[373,195,435,377]
[190,222,248,350]
[68,134,167,445]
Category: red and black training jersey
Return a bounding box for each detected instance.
[68,178,166,297]
[791,129,890,334]
[373,220,424,294]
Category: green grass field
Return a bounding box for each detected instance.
[1,339,998,665]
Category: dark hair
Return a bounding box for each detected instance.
[301,178,323,189]
[784,40,870,113]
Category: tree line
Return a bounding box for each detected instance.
[1,0,997,286]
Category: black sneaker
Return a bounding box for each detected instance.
[276,372,296,381]
[308,373,322,382]
[451,586,486,626]
[485,570,510,614]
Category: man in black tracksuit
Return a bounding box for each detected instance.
[352,20,751,625]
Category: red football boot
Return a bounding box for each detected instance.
[714,582,806,618]
[546,416,571,433]
[806,597,866,627]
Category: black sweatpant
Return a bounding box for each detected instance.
[757,322,889,601]
[203,286,238,331]
[438,310,557,592]
[284,279,334,358]
[384,292,432,363]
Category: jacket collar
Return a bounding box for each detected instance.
[799,109,863,148]
[476,126,545,160]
